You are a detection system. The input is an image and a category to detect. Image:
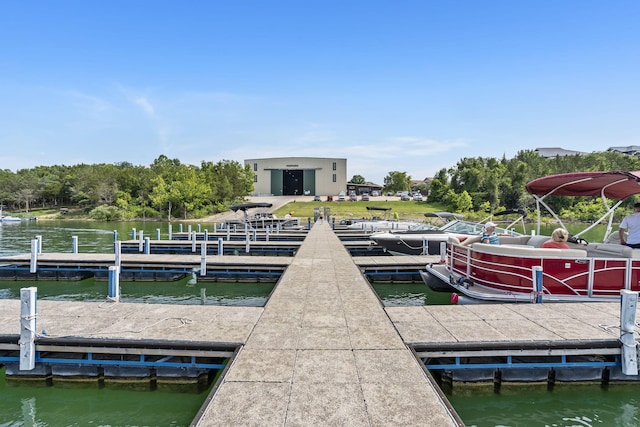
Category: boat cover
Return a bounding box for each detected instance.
[229,203,273,212]
[525,171,640,201]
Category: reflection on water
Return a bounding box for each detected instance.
[0,277,275,306]
[0,220,201,256]
[371,282,453,306]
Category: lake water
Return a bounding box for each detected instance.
[449,383,640,426]
[0,366,214,426]
[0,219,205,256]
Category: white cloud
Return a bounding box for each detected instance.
[134,96,156,118]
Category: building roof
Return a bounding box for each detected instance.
[534,147,587,158]
[608,146,640,155]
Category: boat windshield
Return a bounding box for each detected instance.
[406,223,439,231]
[439,220,521,236]
[439,220,485,235]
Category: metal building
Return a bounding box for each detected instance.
[245,157,347,197]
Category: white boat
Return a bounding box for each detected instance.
[0,207,22,224]
[341,206,421,232]
[220,202,303,230]
[423,170,640,303]
[371,210,525,255]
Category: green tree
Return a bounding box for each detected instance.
[383,171,411,194]
[349,175,366,184]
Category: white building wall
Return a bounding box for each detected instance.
[245,157,347,196]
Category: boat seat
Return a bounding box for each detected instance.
[524,235,552,248]
[604,231,625,245]
[586,243,640,258]
[498,235,530,245]
[473,242,588,258]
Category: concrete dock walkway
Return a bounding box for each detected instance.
[195,221,457,426]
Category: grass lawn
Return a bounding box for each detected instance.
[273,200,455,222]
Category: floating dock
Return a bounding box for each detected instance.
[0,223,638,425]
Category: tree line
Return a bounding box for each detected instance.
[0,155,253,221]
[352,149,640,221]
[3,150,639,222]
[426,149,640,221]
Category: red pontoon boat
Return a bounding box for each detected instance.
[422,171,640,302]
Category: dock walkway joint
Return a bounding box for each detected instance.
[196,222,458,426]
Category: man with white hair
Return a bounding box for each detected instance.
[481,221,499,244]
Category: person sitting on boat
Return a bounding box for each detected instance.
[480,221,499,244]
[541,228,570,249]
[619,202,640,248]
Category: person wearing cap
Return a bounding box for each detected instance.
[480,221,499,244]
[619,202,640,248]
[541,228,570,249]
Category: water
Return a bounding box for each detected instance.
[0,219,185,255]
[448,383,640,426]
[0,367,213,426]
[524,223,610,243]
[372,282,453,306]
[0,277,275,306]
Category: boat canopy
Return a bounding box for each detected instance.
[525,171,640,241]
[229,203,273,212]
[526,171,640,201]
[493,208,526,218]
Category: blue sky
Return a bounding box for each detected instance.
[1,1,638,185]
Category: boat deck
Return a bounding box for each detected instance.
[0,223,634,425]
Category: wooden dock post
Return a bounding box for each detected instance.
[217,238,223,256]
[72,236,78,254]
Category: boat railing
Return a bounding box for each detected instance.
[445,240,640,298]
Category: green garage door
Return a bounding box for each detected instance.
[303,169,316,195]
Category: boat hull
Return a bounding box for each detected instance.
[424,241,640,303]
[371,232,451,256]
[419,265,454,292]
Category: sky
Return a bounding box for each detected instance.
[0,1,638,185]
